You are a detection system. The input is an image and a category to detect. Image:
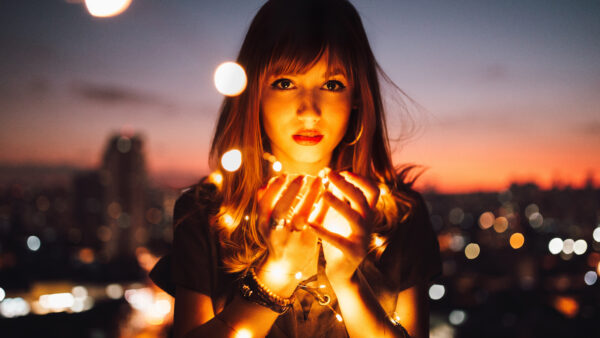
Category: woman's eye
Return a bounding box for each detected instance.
[271,79,294,90]
[323,80,346,91]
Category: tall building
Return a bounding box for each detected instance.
[100,133,148,260]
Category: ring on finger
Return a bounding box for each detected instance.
[269,216,286,230]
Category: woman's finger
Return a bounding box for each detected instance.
[328,171,370,218]
[339,171,380,209]
[272,175,305,225]
[257,175,287,234]
[307,222,352,252]
[290,176,322,230]
[323,190,365,236]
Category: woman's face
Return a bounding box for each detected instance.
[260,56,353,174]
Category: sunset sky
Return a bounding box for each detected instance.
[1,0,599,193]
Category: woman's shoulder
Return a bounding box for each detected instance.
[173,176,222,227]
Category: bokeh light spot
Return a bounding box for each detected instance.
[214,62,247,96]
[27,235,41,251]
[221,149,242,172]
[429,284,445,300]
[493,216,509,233]
[584,271,597,286]
[449,309,467,325]
[548,237,563,255]
[85,0,132,18]
[509,233,525,249]
[573,239,587,255]
[464,243,480,259]
[478,212,494,229]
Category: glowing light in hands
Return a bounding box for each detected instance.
[235,329,253,338]
[85,0,132,17]
[221,149,242,172]
[214,62,247,96]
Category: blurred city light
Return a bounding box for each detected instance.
[528,212,543,229]
[27,235,41,251]
[493,216,508,233]
[509,233,525,249]
[593,227,600,242]
[573,239,587,255]
[214,62,247,96]
[449,309,467,325]
[562,239,574,254]
[429,284,445,300]
[583,271,597,286]
[448,207,464,225]
[478,211,494,229]
[524,203,539,218]
[548,238,563,255]
[0,287,4,302]
[464,243,480,259]
[85,0,132,18]
[221,149,242,172]
[0,297,31,318]
[106,283,124,299]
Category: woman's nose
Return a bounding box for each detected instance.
[296,90,321,124]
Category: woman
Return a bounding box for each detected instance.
[150,0,441,337]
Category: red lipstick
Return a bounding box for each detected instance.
[293,130,323,145]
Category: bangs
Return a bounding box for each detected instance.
[266,45,352,81]
[256,0,355,82]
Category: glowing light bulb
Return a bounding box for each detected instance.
[221,149,242,172]
[235,329,253,338]
[263,261,289,287]
[222,214,235,228]
[214,62,247,96]
[335,313,343,322]
[85,0,132,18]
[294,271,303,280]
[272,161,282,172]
[209,172,223,186]
[374,235,384,247]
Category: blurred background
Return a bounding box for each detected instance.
[1,0,598,337]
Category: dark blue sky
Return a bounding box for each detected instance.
[1,0,599,191]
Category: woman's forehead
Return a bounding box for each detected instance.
[267,53,349,78]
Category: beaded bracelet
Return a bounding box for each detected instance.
[239,267,295,314]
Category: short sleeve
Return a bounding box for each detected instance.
[379,191,442,292]
[170,189,215,295]
[149,187,218,297]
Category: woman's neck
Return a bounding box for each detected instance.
[270,150,331,177]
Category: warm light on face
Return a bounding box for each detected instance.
[221,149,242,172]
[214,62,247,96]
[85,0,132,18]
[260,55,352,168]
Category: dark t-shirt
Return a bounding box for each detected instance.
[150,180,441,337]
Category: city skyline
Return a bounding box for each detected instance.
[1,0,599,193]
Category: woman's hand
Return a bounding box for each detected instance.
[256,174,323,295]
[308,171,380,282]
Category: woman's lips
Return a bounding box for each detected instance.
[292,134,323,145]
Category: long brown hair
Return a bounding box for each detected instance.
[205,0,420,273]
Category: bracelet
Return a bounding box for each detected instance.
[239,267,295,314]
